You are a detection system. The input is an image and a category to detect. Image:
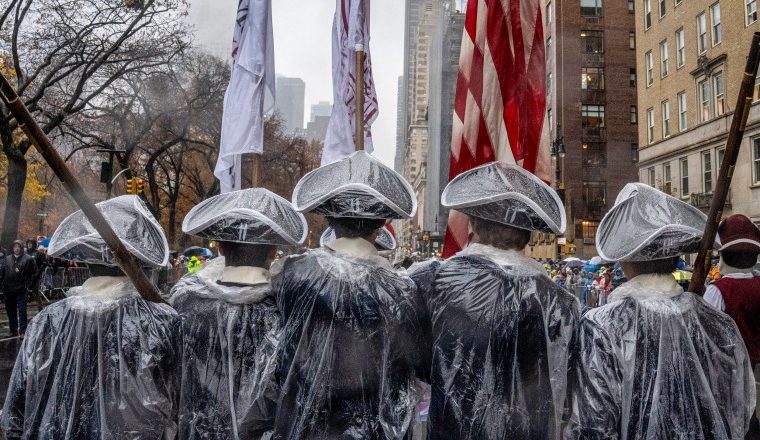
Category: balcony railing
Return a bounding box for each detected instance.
[689,191,732,210]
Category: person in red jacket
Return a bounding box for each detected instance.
[704,213,760,436]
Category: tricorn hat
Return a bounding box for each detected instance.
[441,162,566,234]
[48,195,169,268]
[182,188,307,247]
[292,151,416,219]
[319,225,397,251]
[717,214,760,253]
[596,183,712,262]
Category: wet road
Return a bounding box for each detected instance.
[0,337,21,407]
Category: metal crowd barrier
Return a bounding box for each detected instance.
[567,283,609,308]
[39,267,90,302]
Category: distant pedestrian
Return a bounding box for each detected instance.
[0,241,37,337]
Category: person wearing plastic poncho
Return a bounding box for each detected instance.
[0,195,180,439]
[170,188,308,439]
[407,162,579,440]
[271,150,428,439]
[565,183,756,440]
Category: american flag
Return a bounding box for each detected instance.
[322,0,380,165]
[442,0,550,257]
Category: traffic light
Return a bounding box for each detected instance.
[126,178,145,195]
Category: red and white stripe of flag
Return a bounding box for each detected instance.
[443,0,550,258]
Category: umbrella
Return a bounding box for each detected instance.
[183,246,211,257]
[562,257,581,263]
[672,270,692,282]
[564,260,585,269]
[584,264,601,272]
[589,256,607,265]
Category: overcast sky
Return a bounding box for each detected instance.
[188,0,405,167]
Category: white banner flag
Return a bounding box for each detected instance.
[322,0,379,165]
[215,0,275,193]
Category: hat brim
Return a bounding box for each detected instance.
[719,237,760,253]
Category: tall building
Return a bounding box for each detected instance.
[395,76,406,172]
[395,0,424,175]
[537,0,640,259]
[423,2,464,256]
[275,76,306,135]
[310,101,332,121]
[635,0,760,231]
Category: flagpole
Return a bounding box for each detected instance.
[251,153,262,187]
[355,43,365,151]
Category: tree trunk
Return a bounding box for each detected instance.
[1,152,28,247]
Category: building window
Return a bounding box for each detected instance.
[717,148,725,170]
[702,150,713,193]
[713,72,725,116]
[582,142,607,167]
[681,157,689,196]
[645,51,653,86]
[582,221,600,242]
[546,2,553,24]
[632,143,639,162]
[631,105,638,124]
[699,79,711,122]
[647,107,655,143]
[675,0,682,6]
[676,28,685,67]
[547,72,552,96]
[546,37,552,58]
[581,30,604,53]
[659,0,666,18]
[711,3,721,46]
[645,0,652,29]
[581,67,605,90]
[697,13,708,54]
[662,100,670,138]
[582,104,606,127]
[753,137,760,183]
[663,162,672,194]
[581,0,603,16]
[748,0,758,25]
[647,167,656,186]
[629,0,635,13]
[678,91,687,131]
[548,109,553,131]
[583,181,607,210]
[755,71,760,101]
[630,68,637,87]
[629,32,636,49]
[660,40,669,77]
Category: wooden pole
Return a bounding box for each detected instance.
[251,153,262,188]
[0,73,165,304]
[688,32,760,295]
[355,43,365,151]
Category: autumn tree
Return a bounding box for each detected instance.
[0,0,189,246]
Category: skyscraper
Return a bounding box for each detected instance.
[275,76,306,135]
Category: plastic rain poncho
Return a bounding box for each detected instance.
[565,274,756,440]
[170,257,280,439]
[0,280,181,439]
[424,244,579,439]
[320,225,397,250]
[270,247,428,439]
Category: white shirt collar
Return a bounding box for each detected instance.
[325,237,379,259]
[219,266,270,286]
[609,273,683,302]
[721,272,757,279]
[458,243,545,272]
[75,276,134,298]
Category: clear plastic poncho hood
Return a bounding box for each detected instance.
[292,150,417,219]
[416,244,579,439]
[596,183,712,262]
[0,281,180,438]
[566,274,756,439]
[182,188,307,246]
[320,225,397,250]
[441,162,566,234]
[270,247,429,438]
[169,258,280,438]
[47,195,169,268]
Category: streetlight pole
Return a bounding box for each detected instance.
[551,128,566,260]
[96,149,127,199]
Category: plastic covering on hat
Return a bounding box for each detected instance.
[292,150,416,219]
[182,188,307,246]
[47,195,169,268]
[169,257,280,438]
[270,247,429,438]
[420,244,579,438]
[319,225,397,250]
[565,274,756,439]
[0,279,180,438]
[596,183,710,262]
[441,162,566,234]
